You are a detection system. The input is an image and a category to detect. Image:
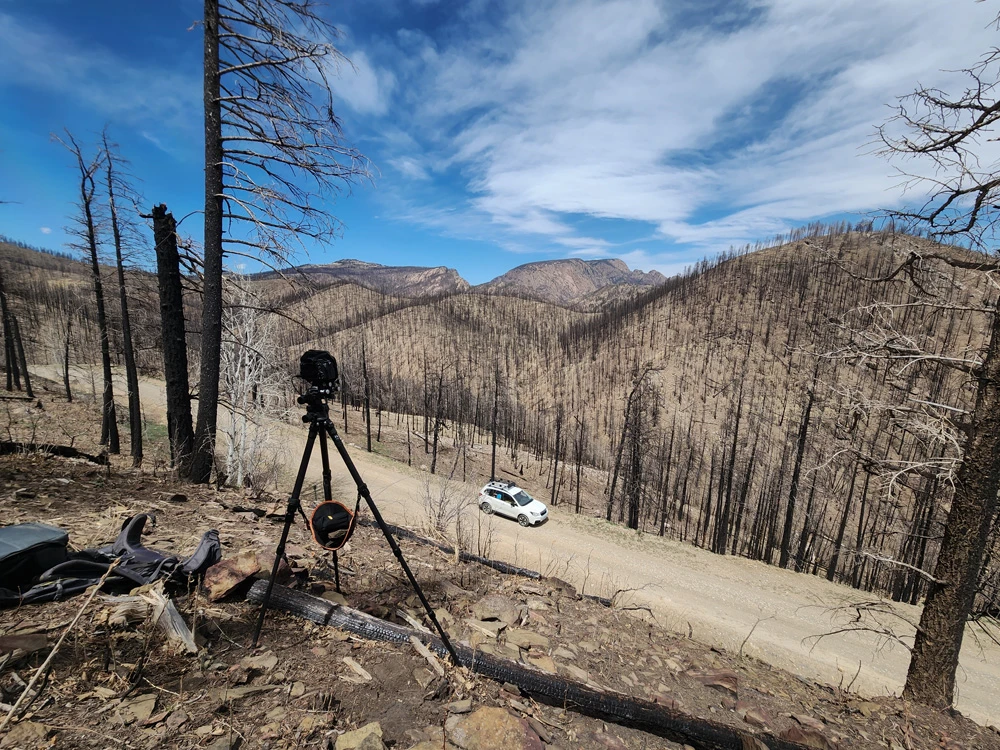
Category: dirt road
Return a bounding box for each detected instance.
[42,367,1000,726]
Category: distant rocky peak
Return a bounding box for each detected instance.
[479,257,666,306]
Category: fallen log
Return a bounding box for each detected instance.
[0,441,108,465]
[247,581,811,750]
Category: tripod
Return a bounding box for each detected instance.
[251,386,460,666]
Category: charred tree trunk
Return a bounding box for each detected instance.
[550,407,563,507]
[903,308,1000,708]
[362,337,372,452]
[430,369,444,475]
[191,0,225,483]
[152,204,195,476]
[490,356,500,480]
[63,317,73,403]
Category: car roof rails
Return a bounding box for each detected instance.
[488,479,517,490]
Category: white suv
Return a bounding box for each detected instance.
[478,480,548,527]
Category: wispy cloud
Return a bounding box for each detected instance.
[0,12,199,138]
[39,227,52,235]
[329,48,396,115]
[370,0,999,267]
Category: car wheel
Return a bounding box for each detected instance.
[518,514,530,527]
[480,501,493,514]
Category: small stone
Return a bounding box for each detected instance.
[165,710,189,732]
[525,717,551,744]
[290,681,306,697]
[447,699,473,714]
[336,721,385,750]
[526,654,557,674]
[505,629,549,650]
[123,694,157,724]
[241,651,278,672]
[413,667,435,688]
[322,590,348,606]
[0,721,47,748]
[559,663,590,682]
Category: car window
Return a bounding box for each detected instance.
[499,493,515,505]
[513,490,533,506]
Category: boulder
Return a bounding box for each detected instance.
[203,551,260,601]
[471,595,520,626]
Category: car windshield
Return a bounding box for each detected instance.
[513,490,533,506]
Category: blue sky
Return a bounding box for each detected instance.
[1,0,997,284]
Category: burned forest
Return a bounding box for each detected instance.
[4,223,997,620]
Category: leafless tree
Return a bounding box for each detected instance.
[870,28,1000,708]
[56,131,119,453]
[190,0,372,482]
[102,131,144,466]
[219,274,286,488]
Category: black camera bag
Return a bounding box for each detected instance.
[0,523,70,590]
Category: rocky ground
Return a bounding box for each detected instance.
[1,390,999,749]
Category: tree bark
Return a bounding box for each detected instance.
[903,307,1000,707]
[191,0,225,483]
[152,204,195,476]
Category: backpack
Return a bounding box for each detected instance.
[0,513,221,608]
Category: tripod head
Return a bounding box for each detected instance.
[297,386,334,423]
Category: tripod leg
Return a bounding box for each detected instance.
[324,421,461,666]
[318,430,342,593]
[251,423,318,647]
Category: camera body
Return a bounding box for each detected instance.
[299,350,339,391]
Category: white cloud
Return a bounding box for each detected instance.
[39,227,52,235]
[330,49,396,115]
[383,0,1000,260]
[0,12,199,136]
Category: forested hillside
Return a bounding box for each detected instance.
[2,224,996,614]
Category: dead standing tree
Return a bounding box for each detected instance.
[870,34,1000,708]
[190,0,371,483]
[103,131,144,466]
[57,132,119,453]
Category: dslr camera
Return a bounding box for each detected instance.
[299,350,339,392]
